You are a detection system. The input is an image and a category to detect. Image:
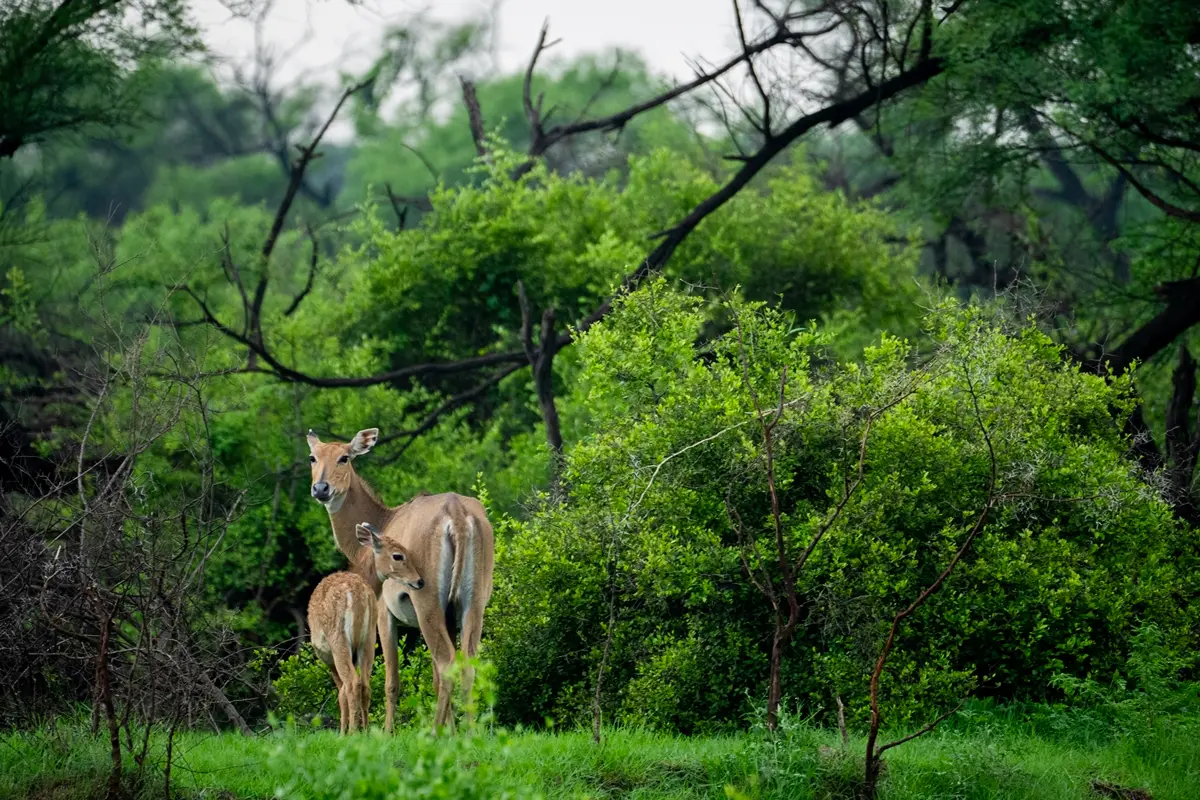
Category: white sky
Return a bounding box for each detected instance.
[192,0,743,96]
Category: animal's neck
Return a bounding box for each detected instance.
[327,472,391,590]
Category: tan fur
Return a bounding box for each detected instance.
[307,571,377,734]
[356,522,424,591]
[307,428,496,733]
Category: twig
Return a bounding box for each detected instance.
[397,142,440,183]
[877,699,965,755]
[521,20,560,155]
[261,76,373,265]
[375,363,525,462]
[732,0,771,135]
[283,225,319,317]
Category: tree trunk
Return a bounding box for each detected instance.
[766,624,785,732]
[532,307,564,490]
[862,757,884,800]
[96,613,122,800]
[517,282,565,493]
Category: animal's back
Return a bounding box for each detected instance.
[391,493,493,550]
[386,492,495,627]
[308,571,376,663]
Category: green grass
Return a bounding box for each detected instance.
[3,703,1198,799]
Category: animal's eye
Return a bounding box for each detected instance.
[337,455,349,465]
[308,455,316,464]
[391,553,404,561]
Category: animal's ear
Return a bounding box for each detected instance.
[355,522,381,553]
[306,429,320,451]
[349,428,379,457]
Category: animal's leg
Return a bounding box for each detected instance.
[459,603,485,726]
[330,667,347,735]
[413,594,457,734]
[377,599,399,734]
[358,614,376,730]
[331,637,361,734]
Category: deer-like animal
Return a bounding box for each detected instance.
[306,571,377,734]
[306,428,495,733]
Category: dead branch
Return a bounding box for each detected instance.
[283,225,320,317]
[517,280,564,475]
[460,77,489,158]
[261,77,373,266]
[732,0,772,135]
[375,362,525,463]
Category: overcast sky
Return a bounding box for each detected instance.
[192,0,742,89]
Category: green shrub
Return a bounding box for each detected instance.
[269,643,436,729]
[488,280,1199,733]
[1047,621,1200,740]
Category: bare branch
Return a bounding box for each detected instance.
[375,363,525,461]
[218,224,250,330]
[261,77,373,265]
[383,184,410,228]
[733,0,772,135]
[1089,143,1200,223]
[460,76,489,158]
[877,699,966,755]
[528,23,808,158]
[522,20,558,154]
[570,57,945,342]
[396,142,441,183]
[283,225,319,317]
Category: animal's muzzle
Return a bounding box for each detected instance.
[311,481,331,502]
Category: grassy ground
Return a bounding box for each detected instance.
[3,702,1198,799]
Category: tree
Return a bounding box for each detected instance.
[0,0,199,159]
[839,0,1200,517]
[187,1,951,480]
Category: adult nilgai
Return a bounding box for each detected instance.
[306,428,496,732]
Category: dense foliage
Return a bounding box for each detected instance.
[2,8,1200,791]
[486,282,1198,732]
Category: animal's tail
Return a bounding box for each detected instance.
[447,512,472,603]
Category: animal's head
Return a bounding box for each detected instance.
[356,522,424,590]
[306,428,378,512]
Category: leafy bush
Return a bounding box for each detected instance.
[267,643,436,729]
[5,136,929,709]
[487,279,1199,733]
[1048,621,1200,739]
